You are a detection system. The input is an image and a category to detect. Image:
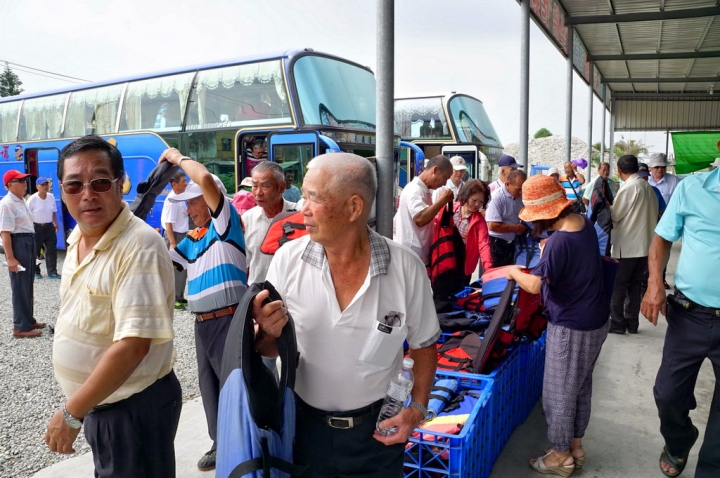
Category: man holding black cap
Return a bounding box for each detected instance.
[489,154,522,194]
[1,170,45,338]
[161,147,248,472]
[27,177,60,279]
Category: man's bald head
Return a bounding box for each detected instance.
[306,153,377,216]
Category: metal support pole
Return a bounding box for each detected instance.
[565,25,574,164]
[519,0,531,168]
[608,98,616,178]
[376,0,394,238]
[665,129,670,157]
[600,85,607,166]
[587,64,594,185]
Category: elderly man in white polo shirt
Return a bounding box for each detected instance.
[252,153,440,477]
[432,155,467,203]
[393,154,454,265]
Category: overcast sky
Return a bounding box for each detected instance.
[1,0,668,154]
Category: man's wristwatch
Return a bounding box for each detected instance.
[61,402,83,429]
[409,401,429,421]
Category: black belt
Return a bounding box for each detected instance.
[34,223,53,227]
[670,289,720,318]
[298,397,383,430]
[11,233,34,237]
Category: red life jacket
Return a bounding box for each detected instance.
[429,204,466,297]
[436,331,482,373]
[260,211,308,255]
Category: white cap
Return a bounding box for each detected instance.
[648,152,668,168]
[168,174,227,202]
[548,167,559,175]
[402,357,414,369]
[450,156,467,171]
[240,177,253,188]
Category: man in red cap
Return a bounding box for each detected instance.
[0,170,45,338]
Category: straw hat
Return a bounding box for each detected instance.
[518,174,573,222]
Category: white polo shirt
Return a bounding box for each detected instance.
[266,229,441,412]
[161,191,189,234]
[0,192,34,234]
[26,192,57,224]
[242,199,297,284]
[393,176,433,264]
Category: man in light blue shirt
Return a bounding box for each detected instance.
[641,166,720,478]
[486,169,527,267]
[647,152,680,288]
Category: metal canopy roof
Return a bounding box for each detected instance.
[523,0,720,131]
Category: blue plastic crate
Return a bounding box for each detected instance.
[517,332,546,423]
[404,373,493,478]
[438,346,521,464]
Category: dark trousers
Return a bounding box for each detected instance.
[490,236,515,268]
[654,294,720,478]
[294,396,404,477]
[164,231,187,301]
[34,223,57,275]
[610,256,647,333]
[9,234,35,332]
[84,371,182,478]
[195,312,233,451]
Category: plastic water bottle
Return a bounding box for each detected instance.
[376,357,414,436]
[2,262,26,272]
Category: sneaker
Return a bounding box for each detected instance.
[34,274,42,280]
[48,273,61,279]
[197,450,216,471]
[178,298,188,305]
[174,301,186,311]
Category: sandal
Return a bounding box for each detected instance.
[544,446,585,470]
[529,449,575,477]
[659,425,699,477]
[570,445,585,470]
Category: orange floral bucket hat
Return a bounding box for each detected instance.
[518,174,574,222]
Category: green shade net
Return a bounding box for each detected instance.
[671,131,720,174]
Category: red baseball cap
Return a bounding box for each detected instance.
[3,170,30,187]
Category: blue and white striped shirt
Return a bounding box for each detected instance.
[170,197,247,313]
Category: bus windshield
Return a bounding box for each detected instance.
[394,97,452,141]
[293,55,376,129]
[447,95,501,146]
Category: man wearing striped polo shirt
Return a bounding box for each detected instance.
[162,148,248,472]
[559,161,586,201]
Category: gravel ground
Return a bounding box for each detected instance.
[0,250,201,477]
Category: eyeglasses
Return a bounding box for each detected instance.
[60,178,118,195]
[8,179,27,184]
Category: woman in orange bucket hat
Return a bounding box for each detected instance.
[507,174,610,477]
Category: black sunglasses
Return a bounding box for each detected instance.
[60,178,118,195]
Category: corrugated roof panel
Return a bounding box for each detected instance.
[658,59,695,77]
[689,58,720,76]
[615,100,720,131]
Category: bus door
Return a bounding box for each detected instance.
[25,147,67,250]
[441,144,479,181]
[266,131,322,189]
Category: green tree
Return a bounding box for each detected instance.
[0,64,24,97]
[613,136,649,157]
[534,128,552,139]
